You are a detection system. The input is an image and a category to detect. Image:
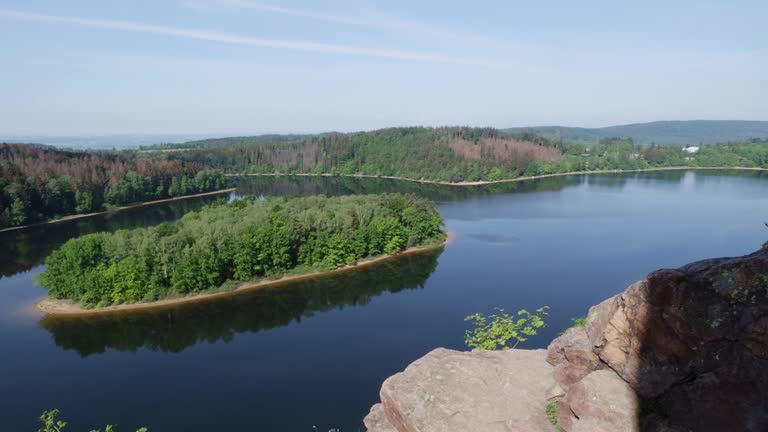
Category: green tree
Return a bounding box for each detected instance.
[376,216,406,254]
[464,307,549,350]
[38,410,147,432]
[487,167,505,181]
[75,191,93,213]
[9,197,27,225]
[324,232,356,268]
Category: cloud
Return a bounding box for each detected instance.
[186,0,518,49]
[186,0,368,27]
[0,8,520,69]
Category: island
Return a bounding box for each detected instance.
[35,193,447,315]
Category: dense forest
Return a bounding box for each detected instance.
[157,127,562,182]
[0,143,230,229]
[38,194,445,308]
[150,127,768,182]
[6,127,768,230]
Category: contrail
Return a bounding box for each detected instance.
[0,8,516,69]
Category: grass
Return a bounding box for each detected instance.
[558,315,587,336]
[571,316,587,328]
[545,399,561,431]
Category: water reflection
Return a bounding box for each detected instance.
[41,249,442,356]
[232,174,579,201]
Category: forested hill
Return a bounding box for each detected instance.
[507,120,768,146]
[140,134,311,150]
[0,143,229,229]
[161,127,563,183]
[156,126,768,182]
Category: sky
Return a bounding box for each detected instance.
[0,0,766,136]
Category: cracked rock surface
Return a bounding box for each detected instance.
[365,348,555,432]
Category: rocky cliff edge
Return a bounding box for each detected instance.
[365,247,768,432]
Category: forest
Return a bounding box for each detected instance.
[37,193,445,308]
[157,127,562,182]
[150,127,768,182]
[0,143,230,229]
[6,128,768,231]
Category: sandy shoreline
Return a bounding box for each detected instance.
[0,188,236,234]
[226,166,768,186]
[35,233,452,317]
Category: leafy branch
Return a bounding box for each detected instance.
[464,306,549,350]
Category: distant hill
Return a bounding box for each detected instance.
[507,120,768,146]
[0,134,220,150]
[140,134,311,151]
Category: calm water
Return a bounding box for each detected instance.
[1,171,767,431]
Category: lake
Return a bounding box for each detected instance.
[1,171,767,431]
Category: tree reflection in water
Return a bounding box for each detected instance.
[41,248,443,356]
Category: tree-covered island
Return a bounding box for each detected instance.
[36,193,446,311]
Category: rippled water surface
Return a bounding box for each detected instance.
[1,171,767,431]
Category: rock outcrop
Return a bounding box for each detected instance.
[365,248,768,432]
[365,349,555,432]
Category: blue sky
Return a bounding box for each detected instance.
[0,0,766,135]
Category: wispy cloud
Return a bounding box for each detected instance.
[187,0,517,49]
[186,0,368,27]
[0,8,519,69]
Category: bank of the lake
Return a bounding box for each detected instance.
[4,172,768,432]
[0,188,236,234]
[228,166,768,186]
[35,233,451,317]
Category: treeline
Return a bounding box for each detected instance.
[139,134,309,150]
[159,127,563,182]
[156,127,768,183]
[0,143,230,229]
[550,137,768,175]
[37,194,445,308]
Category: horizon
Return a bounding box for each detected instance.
[1,1,767,135]
[4,119,768,142]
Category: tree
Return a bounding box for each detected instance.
[324,232,356,268]
[38,410,148,432]
[9,197,27,225]
[464,307,549,350]
[487,167,505,181]
[75,191,93,213]
[376,216,406,255]
[167,177,180,196]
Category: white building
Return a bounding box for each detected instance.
[683,146,700,154]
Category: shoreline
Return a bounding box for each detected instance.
[226,166,768,186]
[0,188,236,234]
[35,233,452,317]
